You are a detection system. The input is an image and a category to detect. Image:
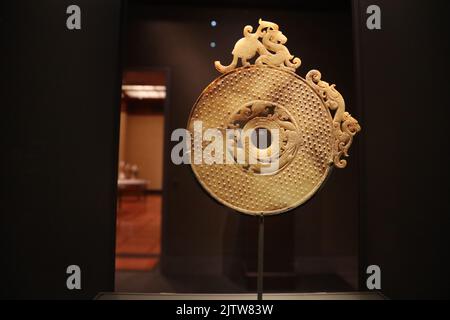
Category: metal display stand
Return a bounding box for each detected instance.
[257,214,264,300]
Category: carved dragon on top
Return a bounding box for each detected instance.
[215,19,361,168]
[215,19,301,73]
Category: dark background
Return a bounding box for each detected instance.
[0,0,123,299]
[1,0,449,299]
[354,0,450,299]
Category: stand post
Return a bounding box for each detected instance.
[257,213,264,300]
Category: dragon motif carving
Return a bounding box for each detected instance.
[305,70,361,168]
[227,101,302,175]
[213,19,360,169]
[215,19,301,73]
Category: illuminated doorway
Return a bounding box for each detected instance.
[115,69,166,287]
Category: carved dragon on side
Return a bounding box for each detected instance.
[306,70,361,168]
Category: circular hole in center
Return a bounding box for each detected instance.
[251,127,272,149]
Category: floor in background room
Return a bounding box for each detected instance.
[115,194,161,271]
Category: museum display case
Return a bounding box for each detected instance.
[2,0,449,301]
[115,1,362,297]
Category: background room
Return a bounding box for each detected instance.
[115,69,166,273]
